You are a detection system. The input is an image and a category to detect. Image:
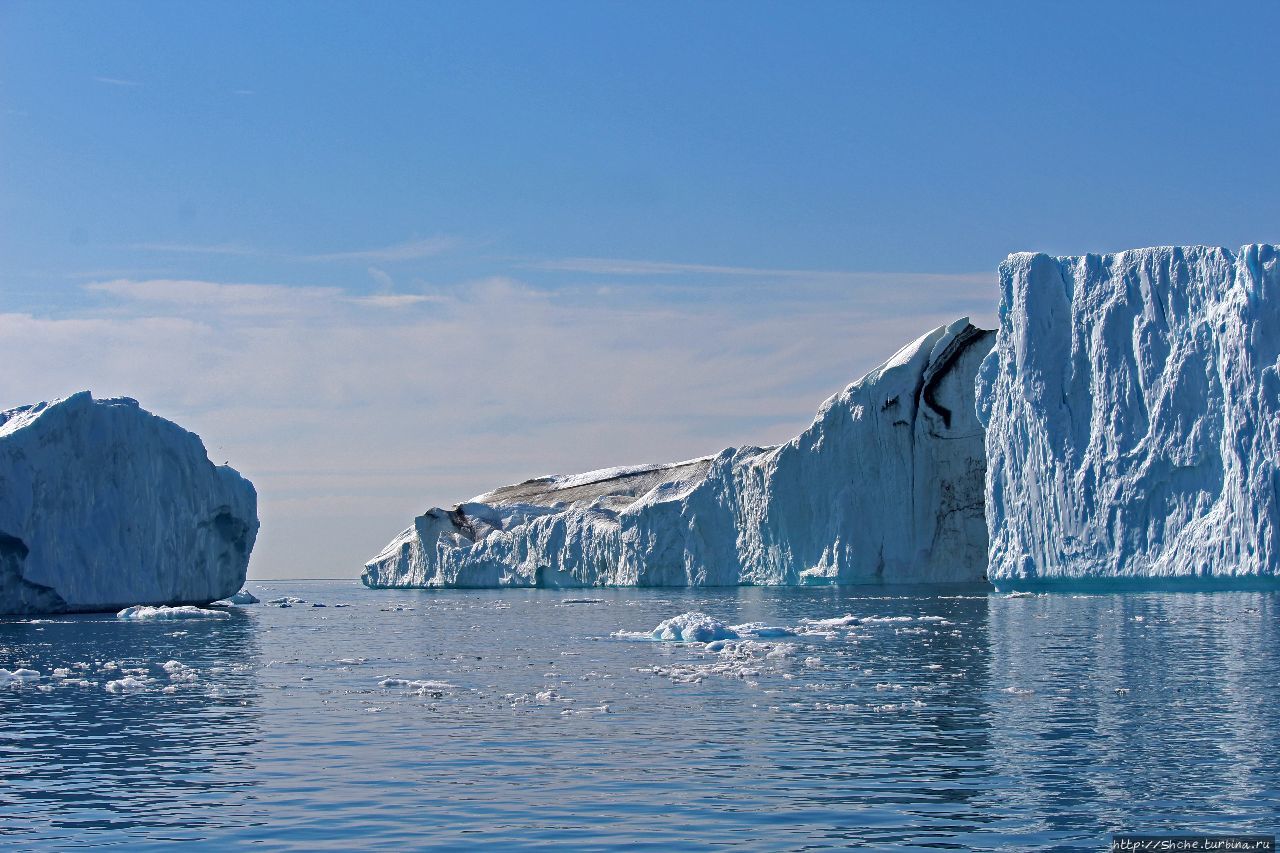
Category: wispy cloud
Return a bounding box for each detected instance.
[124,235,459,264]
[526,256,990,286]
[86,279,341,315]
[93,76,142,87]
[351,294,439,308]
[302,236,460,263]
[87,277,441,315]
[126,242,261,257]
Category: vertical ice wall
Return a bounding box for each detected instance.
[977,245,1280,586]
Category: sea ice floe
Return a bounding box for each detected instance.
[161,660,198,683]
[378,677,455,691]
[104,675,153,693]
[0,667,41,686]
[730,622,797,638]
[871,700,925,713]
[117,605,230,620]
[803,614,862,628]
[639,638,800,686]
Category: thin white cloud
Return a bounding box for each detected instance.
[124,235,460,264]
[350,294,439,308]
[93,76,142,87]
[127,242,261,257]
[526,256,991,286]
[367,266,395,291]
[86,278,341,315]
[302,236,460,263]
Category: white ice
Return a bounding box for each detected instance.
[978,245,1280,586]
[117,605,230,620]
[0,392,258,614]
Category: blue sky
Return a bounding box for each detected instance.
[2,2,1278,577]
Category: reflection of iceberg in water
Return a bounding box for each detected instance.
[986,592,1280,837]
[0,610,262,843]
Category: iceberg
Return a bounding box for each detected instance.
[0,392,259,614]
[363,317,994,588]
[116,605,231,620]
[978,245,1280,587]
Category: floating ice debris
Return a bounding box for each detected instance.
[267,597,306,606]
[1002,591,1041,599]
[229,589,259,604]
[872,700,925,712]
[804,615,862,628]
[378,677,455,691]
[861,615,949,625]
[161,660,197,683]
[560,598,604,605]
[0,667,41,686]
[649,612,739,643]
[117,605,230,620]
[731,622,796,638]
[104,675,152,693]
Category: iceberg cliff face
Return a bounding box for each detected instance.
[0,392,259,614]
[977,245,1280,586]
[363,317,994,588]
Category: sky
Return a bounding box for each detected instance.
[2,2,1278,579]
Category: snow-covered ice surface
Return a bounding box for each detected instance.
[364,317,994,589]
[0,392,259,614]
[1,580,1277,850]
[979,245,1280,587]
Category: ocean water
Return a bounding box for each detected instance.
[1,581,1276,851]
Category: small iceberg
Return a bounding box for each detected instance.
[0,667,41,686]
[116,605,230,621]
[229,589,259,604]
[650,611,739,643]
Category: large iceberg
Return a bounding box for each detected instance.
[978,245,1280,587]
[0,392,258,614]
[363,317,994,588]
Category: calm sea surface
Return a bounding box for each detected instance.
[0,581,1276,851]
